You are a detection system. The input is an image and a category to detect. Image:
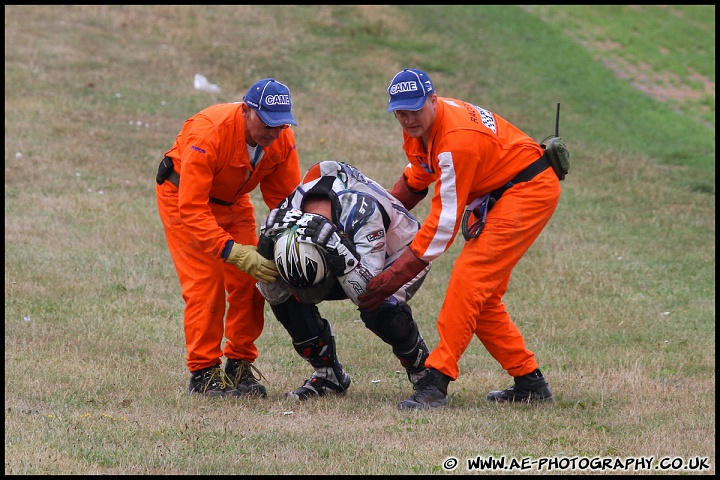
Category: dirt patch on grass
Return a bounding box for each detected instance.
[585,34,714,104]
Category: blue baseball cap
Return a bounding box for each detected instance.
[243,78,298,127]
[386,68,435,113]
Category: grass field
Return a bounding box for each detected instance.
[5,5,715,475]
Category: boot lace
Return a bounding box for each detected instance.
[235,360,266,384]
[202,367,233,393]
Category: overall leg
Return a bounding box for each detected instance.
[223,262,268,397]
[475,280,537,376]
[478,172,559,402]
[157,184,233,396]
[475,279,552,402]
[221,200,265,361]
[218,200,268,397]
[416,169,560,408]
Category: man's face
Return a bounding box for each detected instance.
[392,94,437,139]
[245,106,290,147]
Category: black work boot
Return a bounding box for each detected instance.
[486,369,553,403]
[225,359,267,398]
[287,321,351,401]
[188,365,234,397]
[397,368,451,410]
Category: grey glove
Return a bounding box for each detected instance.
[295,213,360,276]
[263,207,303,236]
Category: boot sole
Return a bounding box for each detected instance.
[397,396,449,410]
[486,392,554,403]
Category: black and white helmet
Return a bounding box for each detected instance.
[273,226,329,288]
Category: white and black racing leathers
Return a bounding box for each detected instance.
[258,160,430,308]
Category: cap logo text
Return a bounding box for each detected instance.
[264,94,291,106]
[389,81,418,95]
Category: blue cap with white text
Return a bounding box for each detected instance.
[386,68,434,113]
[243,78,298,127]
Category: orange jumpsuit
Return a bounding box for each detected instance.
[400,98,561,380]
[156,102,301,372]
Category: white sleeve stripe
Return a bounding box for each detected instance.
[424,151,458,258]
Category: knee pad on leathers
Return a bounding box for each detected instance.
[360,303,429,374]
[271,296,325,342]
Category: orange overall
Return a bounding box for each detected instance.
[401,98,561,380]
[156,102,301,372]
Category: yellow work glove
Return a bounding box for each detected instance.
[225,243,279,283]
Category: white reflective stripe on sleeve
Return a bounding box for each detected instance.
[423,151,459,259]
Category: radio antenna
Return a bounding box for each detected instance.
[555,103,561,137]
